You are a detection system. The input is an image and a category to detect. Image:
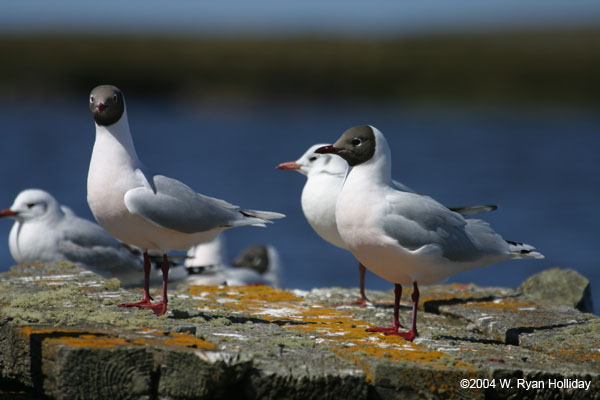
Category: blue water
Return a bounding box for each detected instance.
[1,95,598,314]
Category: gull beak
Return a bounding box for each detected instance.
[314,145,339,154]
[0,209,18,218]
[97,102,106,113]
[276,161,302,170]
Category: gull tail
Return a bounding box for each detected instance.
[240,209,286,227]
[506,240,544,259]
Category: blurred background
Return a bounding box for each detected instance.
[0,1,599,313]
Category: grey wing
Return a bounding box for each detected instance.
[124,173,243,234]
[381,190,504,262]
[56,216,143,273]
[391,180,498,217]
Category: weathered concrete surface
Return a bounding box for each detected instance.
[0,262,598,399]
[518,268,594,313]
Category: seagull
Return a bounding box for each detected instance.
[316,125,543,340]
[277,144,498,306]
[87,85,285,315]
[0,189,191,286]
[185,234,228,273]
[0,189,150,285]
[186,236,283,287]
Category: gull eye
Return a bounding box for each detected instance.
[113,93,118,102]
[351,137,363,146]
[26,203,35,209]
[308,156,317,162]
[89,95,94,103]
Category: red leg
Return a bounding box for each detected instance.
[358,263,370,304]
[333,263,371,307]
[366,283,404,333]
[384,281,419,341]
[145,254,169,316]
[118,251,153,308]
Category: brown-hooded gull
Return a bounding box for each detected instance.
[87,85,285,316]
[316,125,543,340]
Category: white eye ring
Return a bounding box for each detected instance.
[351,137,363,146]
[113,93,118,102]
[89,95,94,103]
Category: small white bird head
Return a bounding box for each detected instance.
[276,144,347,178]
[89,85,125,126]
[315,125,377,167]
[0,189,62,223]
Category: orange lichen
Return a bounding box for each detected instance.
[555,348,600,363]
[189,284,298,303]
[20,326,86,337]
[162,332,217,350]
[186,284,475,381]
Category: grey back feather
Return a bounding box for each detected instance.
[125,173,245,233]
[381,191,506,262]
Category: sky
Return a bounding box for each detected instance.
[2,0,600,36]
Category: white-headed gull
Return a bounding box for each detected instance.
[186,236,283,287]
[87,85,285,315]
[0,189,192,286]
[0,189,150,285]
[277,144,497,306]
[316,125,543,340]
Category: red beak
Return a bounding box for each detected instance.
[314,145,339,154]
[0,209,18,218]
[276,161,302,170]
[97,102,106,113]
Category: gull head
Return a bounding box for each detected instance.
[315,125,376,167]
[89,85,125,126]
[231,245,269,274]
[0,189,61,222]
[277,144,346,177]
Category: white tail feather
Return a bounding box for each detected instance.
[507,240,544,259]
[241,209,286,221]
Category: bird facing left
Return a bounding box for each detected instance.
[86,84,285,316]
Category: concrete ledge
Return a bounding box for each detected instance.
[0,262,598,399]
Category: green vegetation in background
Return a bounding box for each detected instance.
[1,28,599,105]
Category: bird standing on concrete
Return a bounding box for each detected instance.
[316,125,543,340]
[87,85,284,315]
[277,143,498,307]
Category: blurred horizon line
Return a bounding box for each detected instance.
[2,20,600,40]
[2,26,600,106]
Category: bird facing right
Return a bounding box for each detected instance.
[316,125,543,341]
